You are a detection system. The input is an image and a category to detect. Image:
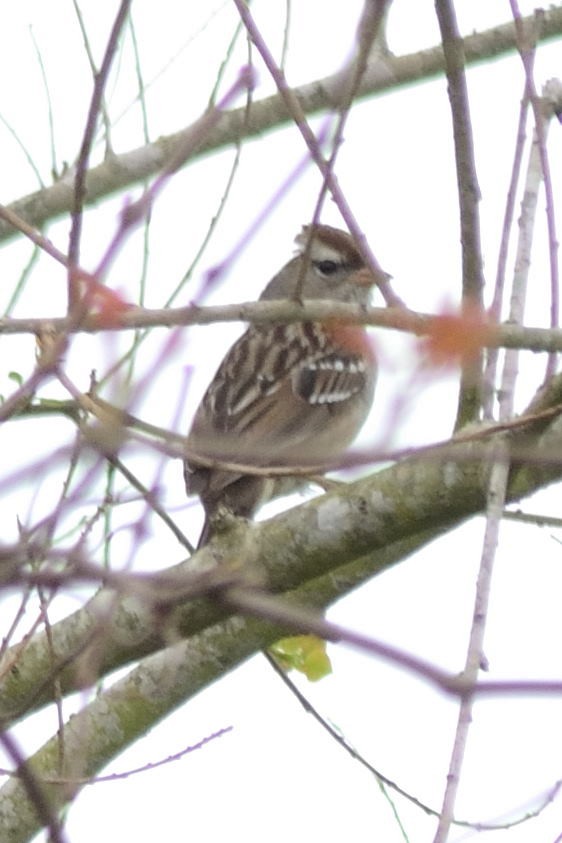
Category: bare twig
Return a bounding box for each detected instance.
[71,0,115,157]
[3,299,562,356]
[1,8,561,247]
[264,651,559,833]
[233,0,401,306]
[432,19,549,823]
[435,0,485,429]
[433,446,510,843]
[510,4,560,381]
[300,0,392,298]
[36,727,233,785]
[482,79,529,419]
[225,586,562,697]
[0,204,68,267]
[68,0,133,304]
[29,27,57,181]
[94,66,255,281]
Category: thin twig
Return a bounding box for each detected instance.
[54,368,194,553]
[435,0,485,429]
[502,508,562,528]
[0,8,561,246]
[3,245,41,317]
[433,8,546,824]
[93,66,254,281]
[68,0,132,303]
[482,79,529,419]
[433,447,510,843]
[264,651,557,833]
[31,727,233,785]
[509,3,560,381]
[29,26,57,181]
[71,0,114,156]
[224,587,562,698]
[232,0,401,307]
[300,0,391,298]
[0,204,68,267]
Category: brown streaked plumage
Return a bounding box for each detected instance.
[185,224,378,546]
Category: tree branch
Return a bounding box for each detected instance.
[2,373,562,728]
[0,7,560,245]
[4,299,562,354]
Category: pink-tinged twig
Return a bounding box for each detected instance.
[0,204,69,268]
[200,123,331,297]
[232,0,402,307]
[68,0,133,307]
[38,727,233,785]
[225,586,562,698]
[300,1,391,298]
[94,66,255,282]
[0,9,561,252]
[293,1,390,300]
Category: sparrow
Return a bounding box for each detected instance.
[184,223,378,546]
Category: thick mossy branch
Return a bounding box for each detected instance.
[2,375,562,727]
[1,378,562,842]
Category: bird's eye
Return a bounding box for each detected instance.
[314,259,340,277]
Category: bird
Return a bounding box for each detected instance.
[184,223,378,546]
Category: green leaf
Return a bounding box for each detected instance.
[269,635,332,682]
[8,371,23,386]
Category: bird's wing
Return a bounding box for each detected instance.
[198,322,372,437]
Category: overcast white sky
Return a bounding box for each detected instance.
[1,2,562,842]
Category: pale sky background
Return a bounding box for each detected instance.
[0,2,562,842]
